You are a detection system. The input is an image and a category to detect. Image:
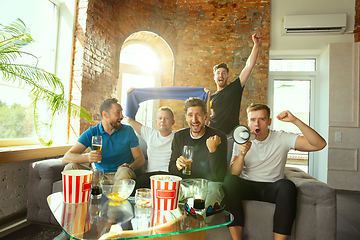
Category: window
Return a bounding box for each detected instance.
[119,42,161,127]
[0,0,60,146]
[269,59,316,173]
[269,59,316,71]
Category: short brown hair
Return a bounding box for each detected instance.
[158,106,174,119]
[213,62,229,74]
[246,103,271,118]
[100,98,119,117]
[185,97,207,114]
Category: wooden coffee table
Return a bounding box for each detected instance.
[47,192,233,240]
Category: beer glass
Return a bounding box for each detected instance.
[92,136,102,152]
[182,145,193,175]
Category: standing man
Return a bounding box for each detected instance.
[169,97,227,182]
[210,33,262,136]
[223,103,326,240]
[62,98,145,181]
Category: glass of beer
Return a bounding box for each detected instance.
[182,145,193,175]
[92,135,102,152]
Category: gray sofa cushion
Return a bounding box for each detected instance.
[27,158,64,225]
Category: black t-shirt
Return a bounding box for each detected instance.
[209,77,244,135]
[168,126,227,182]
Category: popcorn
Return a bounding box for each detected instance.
[107,192,128,201]
[152,175,177,181]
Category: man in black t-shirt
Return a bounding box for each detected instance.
[209,33,262,136]
[168,97,227,182]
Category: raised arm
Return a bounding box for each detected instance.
[239,33,261,87]
[127,117,143,135]
[62,142,102,165]
[277,110,327,152]
[204,88,211,126]
[207,134,228,181]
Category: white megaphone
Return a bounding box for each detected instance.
[232,125,256,145]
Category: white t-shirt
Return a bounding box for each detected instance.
[141,125,175,172]
[232,130,298,182]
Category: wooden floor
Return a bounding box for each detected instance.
[0,190,359,240]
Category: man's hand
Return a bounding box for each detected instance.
[206,135,221,153]
[277,110,297,123]
[89,151,102,163]
[176,156,192,171]
[127,87,135,94]
[252,33,262,45]
[237,141,252,156]
[118,163,133,171]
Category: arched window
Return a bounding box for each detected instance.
[119,42,161,127]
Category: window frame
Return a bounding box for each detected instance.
[118,41,162,128]
[268,57,318,175]
[0,0,77,150]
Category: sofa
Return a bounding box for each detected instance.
[27,137,336,240]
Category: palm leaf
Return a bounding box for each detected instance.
[0,18,93,145]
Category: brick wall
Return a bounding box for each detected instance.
[71,0,270,135]
[70,0,121,140]
[356,0,360,42]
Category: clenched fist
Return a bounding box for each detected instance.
[206,135,221,153]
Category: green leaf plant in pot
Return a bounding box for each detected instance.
[0,18,93,146]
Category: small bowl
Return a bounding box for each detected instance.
[101,179,135,202]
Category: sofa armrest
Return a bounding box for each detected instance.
[27,158,64,224]
[284,167,337,240]
[285,167,336,206]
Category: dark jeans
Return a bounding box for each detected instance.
[222,174,297,236]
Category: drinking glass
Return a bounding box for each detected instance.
[92,135,102,152]
[91,168,104,199]
[182,145,193,175]
[135,188,152,208]
[192,179,208,210]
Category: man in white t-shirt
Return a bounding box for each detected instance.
[127,105,176,190]
[127,106,175,172]
[222,103,326,240]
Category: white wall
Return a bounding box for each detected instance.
[269,0,355,183]
[270,0,355,53]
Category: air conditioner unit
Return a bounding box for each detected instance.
[283,13,347,35]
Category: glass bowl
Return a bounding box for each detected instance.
[101,179,135,202]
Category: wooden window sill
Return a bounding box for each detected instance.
[0,145,72,164]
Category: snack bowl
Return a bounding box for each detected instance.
[101,179,135,202]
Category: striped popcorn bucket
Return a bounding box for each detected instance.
[150,175,182,211]
[62,170,92,204]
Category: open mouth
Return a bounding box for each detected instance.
[192,123,200,131]
[255,129,260,135]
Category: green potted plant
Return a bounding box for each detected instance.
[0,18,92,146]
